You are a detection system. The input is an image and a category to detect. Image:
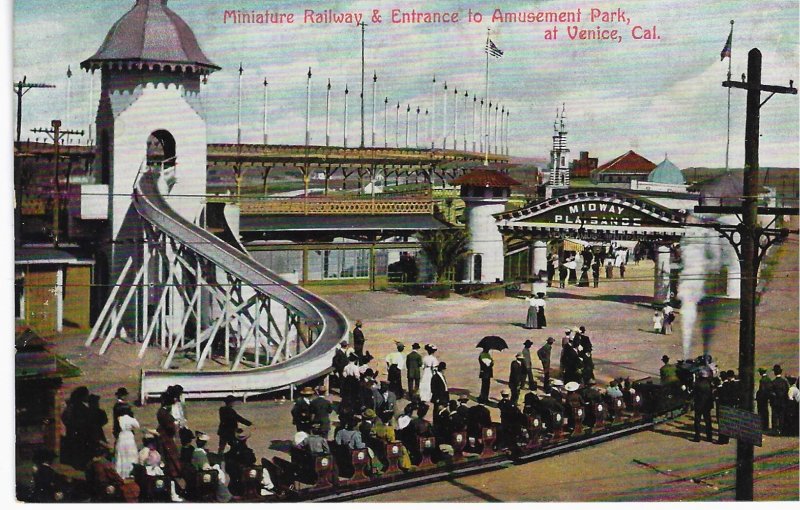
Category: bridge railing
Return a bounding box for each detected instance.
[238,197,434,215]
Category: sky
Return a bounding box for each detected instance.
[11,0,800,169]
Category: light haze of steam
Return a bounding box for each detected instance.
[678,224,722,358]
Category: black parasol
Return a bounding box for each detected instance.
[476,336,508,351]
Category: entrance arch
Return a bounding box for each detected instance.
[147,130,176,169]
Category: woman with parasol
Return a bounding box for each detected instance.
[476,336,508,404]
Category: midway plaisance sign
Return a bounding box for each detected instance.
[495,191,686,240]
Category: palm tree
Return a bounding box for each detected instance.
[417,228,470,283]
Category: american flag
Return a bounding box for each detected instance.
[486,39,504,58]
[720,29,732,61]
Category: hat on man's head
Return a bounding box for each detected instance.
[579,326,586,332]
[224,395,237,403]
[115,387,129,398]
[196,432,210,442]
[516,352,524,360]
[523,339,533,347]
[662,355,670,363]
[758,367,767,375]
[438,361,447,370]
[546,337,555,343]
[458,393,470,402]
[565,381,580,392]
[340,339,349,346]
[300,386,315,396]
[412,342,421,350]
[363,408,377,419]
[773,364,783,375]
[355,320,363,327]
[565,328,572,334]
[396,341,405,350]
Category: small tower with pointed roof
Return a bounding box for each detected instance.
[81,0,219,277]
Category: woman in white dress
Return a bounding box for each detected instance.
[418,345,439,402]
[114,410,140,478]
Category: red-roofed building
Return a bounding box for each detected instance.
[451,169,521,189]
[591,150,656,184]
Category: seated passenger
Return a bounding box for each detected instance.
[225,429,257,496]
[86,446,126,502]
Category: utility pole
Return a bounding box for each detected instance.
[452,86,458,151]
[305,67,312,146]
[405,104,410,148]
[31,120,84,247]
[415,106,420,148]
[463,90,469,151]
[371,71,377,147]
[383,96,388,148]
[237,63,243,145]
[359,22,366,148]
[13,76,56,143]
[263,78,269,145]
[343,84,349,148]
[325,79,331,146]
[695,48,797,502]
[472,94,477,152]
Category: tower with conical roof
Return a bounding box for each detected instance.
[548,103,570,188]
[81,0,219,277]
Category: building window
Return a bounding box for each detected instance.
[473,254,483,281]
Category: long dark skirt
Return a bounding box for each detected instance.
[537,307,547,328]
[525,307,538,329]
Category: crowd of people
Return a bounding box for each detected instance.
[550,245,629,289]
[31,385,273,503]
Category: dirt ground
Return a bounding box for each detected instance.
[20,233,799,502]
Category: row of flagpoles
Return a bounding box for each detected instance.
[232,64,511,155]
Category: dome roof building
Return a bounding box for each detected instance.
[81,0,219,74]
[647,156,685,185]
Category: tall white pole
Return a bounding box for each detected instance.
[725,20,734,172]
[472,95,477,152]
[305,67,312,146]
[484,28,490,166]
[371,72,377,147]
[325,79,331,146]
[500,106,505,155]
[383,97,388,148]
[395,101,400,148]
[263,76,269,145]
[87,70,94,143]
[343,84,349,148]
[430,75,436,149]
[452,87,458,150]
[479,98,484,153]
[494,105,500,154]
[505,110,510,155]
[442,82,448,149]
[237,63,243,145]
[415,107,420,148]
[65,66,72,135]
[463,90,469,151]
[405,104,410,148]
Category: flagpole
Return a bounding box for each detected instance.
[452,87,458,150]
[431,75,436,149]
[442,82,448,149]
[472,95,477,152]
[725,19,734,173]
[384,96,388,148]
[237,63,243,145]
[484,28,490,166]
[343,84,349,148]
[395,101,400,148]
[415,106,420,148]
[405,104,410,148]
[479,98,484,153]
[463,90,468,151]
[371,72,377,147]
[65,66,72,131]
[263,76,269,145]
[325,79,331,146]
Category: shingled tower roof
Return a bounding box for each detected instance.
[451,169,521,188]
[81,0,219,74]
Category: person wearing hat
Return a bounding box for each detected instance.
[508,353,526,406]
[497,389,524,452]
[522,340,537,390]
[292,387,315,433]
[477,347,495,404]
[156,391,182,479]
[191,432,212,471]
[310,386,334,439]
[535,293,547,329]
[406,343,423,397]
[715,370,740,444]
[341,353,361,408]
[537,337,556,392]
[771,364,789,435]
[138,428,183,502]
[332,340,351,391]
[431,362,450,413]
[352,320,366,358]
[558,256,568,288]
[170,385,188,430]
[756,367,773,430]
[87,394,109,453]
[225,428,257,496]
[61,386,91,469]
[217,396,252,455]
[179,427,196,467]
[524,292,539,330]
[385,342,406,398]
[113,406,140,479]
[375,381,397,424]
[112,387,133,440]
[419,345,439,403]
[692,368,714,443]
[659,355,679,385]
[86,446,126,502]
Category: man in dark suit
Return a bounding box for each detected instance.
[375,381,397,424]
[352,321,366,358]
[292,387,315,433]
[692,370,714,442]
[756,367,772,430]
[332,340,350,391]
[478,348,494,404]
[537,337,555,392]
[112,387,132,440]
[406,343,423,397]
[431,362,450,414]
[771,364,790,435]
[522,340,536,390]
[509,353,526,405]
[218,395,252,454]
[715,370,740,444]
[310,386,334,439]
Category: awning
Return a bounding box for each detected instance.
[239,214,450,233]
[15,246,95,265]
